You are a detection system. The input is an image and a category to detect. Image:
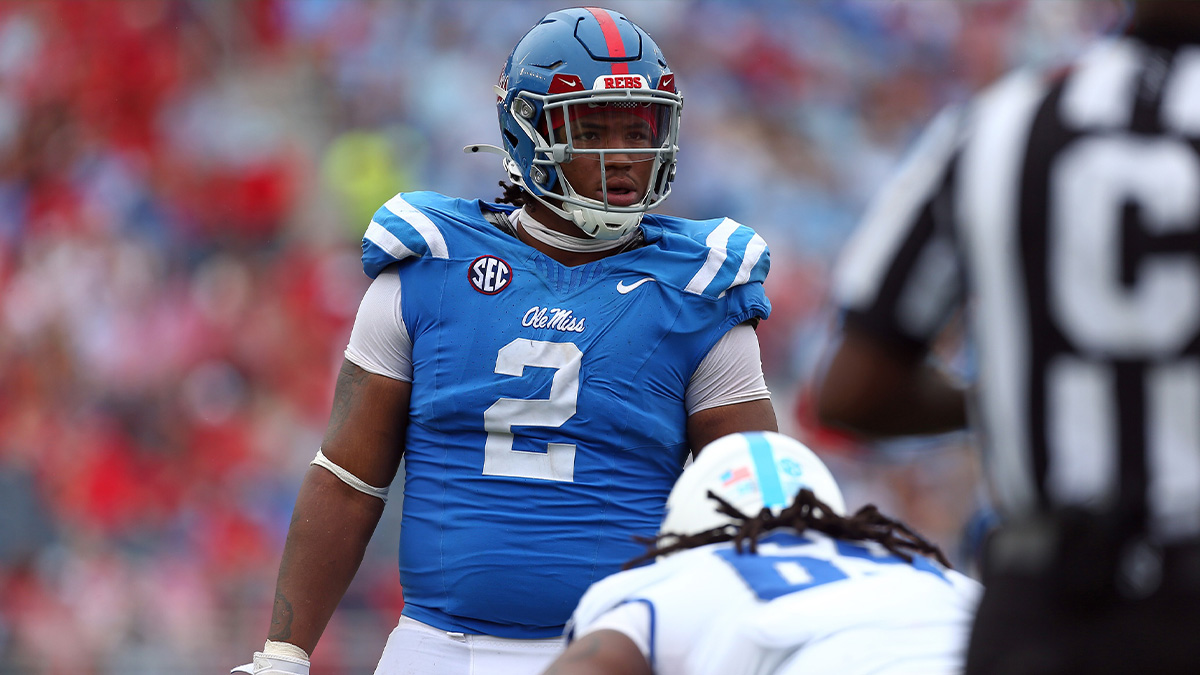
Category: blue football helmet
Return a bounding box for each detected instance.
[492,7,683,240]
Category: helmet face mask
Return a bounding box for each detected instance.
[659,432,846,540]
[497,8,683,240]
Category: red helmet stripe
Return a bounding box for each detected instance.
[584,7,630,75]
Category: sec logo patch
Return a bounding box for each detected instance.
[468,255,513,295]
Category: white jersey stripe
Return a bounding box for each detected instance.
[835,108,962,313]
[384,193,450,259]
[730,234,767,292]
[1060,39,1143,130]
[959,69,1047,516]
[365,221,418,262]
[1148,360,1200,540]
[896,237,959,339]
[1162,47,1200,136]
[1046,356,1117,506]
[685,218,740,296]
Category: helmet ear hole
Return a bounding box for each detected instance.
[513,97,537,120]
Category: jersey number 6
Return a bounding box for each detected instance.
[483,338,582,482]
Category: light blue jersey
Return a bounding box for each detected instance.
[360,191,771,638]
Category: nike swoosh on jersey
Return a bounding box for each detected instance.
[616,278,657,294]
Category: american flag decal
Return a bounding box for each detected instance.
[720,466,752,487]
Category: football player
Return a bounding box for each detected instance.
[234,7,778,674]
[543,431,980,675]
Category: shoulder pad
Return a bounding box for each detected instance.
[682,217,770,298]
[361,192,453,278]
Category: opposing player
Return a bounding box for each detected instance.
[543,431,980,675]
[233,7,777,674]
[815,1,1200,671]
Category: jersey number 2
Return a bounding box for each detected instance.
[482,339,581,482]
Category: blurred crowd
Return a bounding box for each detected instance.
[0,1,1124,672]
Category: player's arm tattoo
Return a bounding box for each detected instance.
[326,361,371,440]
[268,506,305,641]
[268,589,294,641]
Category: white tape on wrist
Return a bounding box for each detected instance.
[311,448,390,502]
[264,640,311,662]
[252,652,309,675]
[231,641,311,675]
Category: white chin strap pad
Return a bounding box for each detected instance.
[568,203,643,240]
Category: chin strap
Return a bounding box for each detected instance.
[514,208,637,253]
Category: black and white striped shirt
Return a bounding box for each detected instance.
[834,29,1200,543]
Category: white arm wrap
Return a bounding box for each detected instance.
[311,448,391,502]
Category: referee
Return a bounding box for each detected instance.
[814,1,1200,672]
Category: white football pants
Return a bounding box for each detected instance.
[373,615,563,674]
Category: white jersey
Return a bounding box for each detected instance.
[566,529,981,675]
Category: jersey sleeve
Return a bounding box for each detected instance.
[571,601,654,663]
[344,266,413,382]
[832,106,967,349]
[682,217,771,310]
[656,215,772,382]
[686,323,770,415]
[566,559,678,643]
[361,191,453,279]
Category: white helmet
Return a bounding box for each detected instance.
[660,431,845,538]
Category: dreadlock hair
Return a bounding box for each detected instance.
[625,488,951,570]
[495,181,530,207]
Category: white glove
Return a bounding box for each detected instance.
[232,642,311,674]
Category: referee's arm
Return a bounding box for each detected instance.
[815,315,967,438]
[815,104,969,439]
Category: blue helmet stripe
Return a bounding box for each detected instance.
[746,432,788,508]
